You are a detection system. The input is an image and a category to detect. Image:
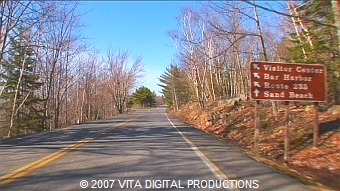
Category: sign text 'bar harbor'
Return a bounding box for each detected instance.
[250,61,326,102]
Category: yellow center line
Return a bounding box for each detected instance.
[0,112,146,187]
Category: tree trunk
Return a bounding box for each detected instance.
[333,0,340,55]
[253,0,278,119]
[7,53,27,137]
[287,2,308,59]
[332,0,340,104]
[80,88,85,122]
[173,87,179,111]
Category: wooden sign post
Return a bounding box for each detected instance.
[284,101,290,160]
[250,61,326,160]
[254,100,260,157]
[314,102,319,147]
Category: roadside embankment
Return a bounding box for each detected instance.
[169,100,340,190]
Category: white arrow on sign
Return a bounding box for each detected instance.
[254,82,261,87]
[254,89,260,97]
[253,64,260,70]
[253,73,261,79]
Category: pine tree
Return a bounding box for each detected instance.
[130,86,155,108]
[158,65,192,110]
[0,28,44,137]
[285,0,340,104]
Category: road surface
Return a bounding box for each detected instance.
[0,106,313,190]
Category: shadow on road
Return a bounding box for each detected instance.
[0,108,313,191]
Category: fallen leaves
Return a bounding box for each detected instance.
[169,101,340,190]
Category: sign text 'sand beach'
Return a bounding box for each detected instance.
[250,61,326,101]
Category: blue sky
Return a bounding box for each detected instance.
[78,1,200,95]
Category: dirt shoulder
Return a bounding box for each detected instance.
[169,101,340,191]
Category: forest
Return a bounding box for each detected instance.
[0,1,144,138]
[1,1,340,139]
[159,0,340,112]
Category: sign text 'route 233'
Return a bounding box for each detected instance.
[250,61,326,102]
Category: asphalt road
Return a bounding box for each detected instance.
[0,106,313,191]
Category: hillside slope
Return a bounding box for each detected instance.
[169,101,340,190]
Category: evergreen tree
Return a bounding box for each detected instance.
[158,65,192,110]
[285,0,340,104]
[0,28,44,137]
[130,86,155,108]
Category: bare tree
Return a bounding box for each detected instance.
[169,6,211,108]
[105,48,144,114]
[0,1,54,137]
[35,2,85,130]
[0,1,47,97]
[167,1,295,114]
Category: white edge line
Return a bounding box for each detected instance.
[165,112,240,191]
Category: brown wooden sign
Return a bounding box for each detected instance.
[250,61,326,101]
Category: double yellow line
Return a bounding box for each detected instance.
[0,113,144,187]
[0,138,93,186]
